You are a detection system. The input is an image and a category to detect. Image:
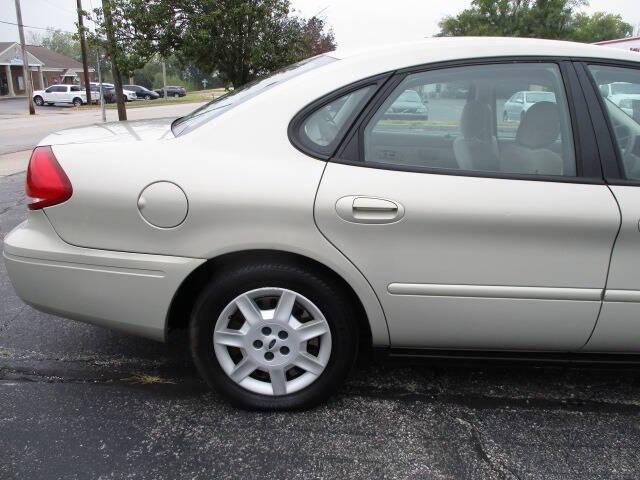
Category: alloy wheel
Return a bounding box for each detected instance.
[213,287,332,396]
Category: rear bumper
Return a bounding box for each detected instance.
[3,211,205,341]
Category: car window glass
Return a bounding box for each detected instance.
[299,86,374,154]
[363,63,575,177]
[588,65,640,180]
[45,86,55,93]
[70,86,81,91]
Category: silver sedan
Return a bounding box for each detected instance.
[5,37,640,409]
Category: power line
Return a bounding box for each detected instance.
[0,19,75,34]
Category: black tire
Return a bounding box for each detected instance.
[33,96,44,106]
[190,262,359,410]
[72,97,82,107]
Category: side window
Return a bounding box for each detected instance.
[45,86,56,93]
[298,86,375,156]
[363,63,576,177]
[70,85,81,92]
[588,65,640,180]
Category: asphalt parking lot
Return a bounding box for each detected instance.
[2,172,640,480]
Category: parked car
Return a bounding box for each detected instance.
[154,85,187,98]
[598,82,640,117]
[89,82,137,103]
[8,38,640,410]
[502,90,557,121]
[386,89,429,119]
[33,85,87,107]
[123,84,160,100]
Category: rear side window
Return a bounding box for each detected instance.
[588,65,640,180]
[70,86,81,92]
[296,86,375,156]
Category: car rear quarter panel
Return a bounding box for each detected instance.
[43,68,392,344]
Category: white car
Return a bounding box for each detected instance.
[599,82,640,117]
[89,82,138,102]
[33,84,88,107]
[502,90,557,121]
[6,38,640,410]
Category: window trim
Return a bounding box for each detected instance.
[333,56,604,185]
[576,60,640,185]
[287,73,393,160]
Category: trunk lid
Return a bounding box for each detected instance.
[38,118,175,147]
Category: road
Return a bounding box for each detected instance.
[2,173,640,479]
[0,98,205,155]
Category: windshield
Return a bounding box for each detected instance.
[612,83,640,95]
[171,55,337,136]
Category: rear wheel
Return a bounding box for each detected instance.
[33,96,44,106]
[72,97,82,107]
[190,262,359,410]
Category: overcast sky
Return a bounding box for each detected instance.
[1,0,638,48]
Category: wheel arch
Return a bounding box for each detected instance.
[166,249,376,354]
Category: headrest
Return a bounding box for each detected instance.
[516,101,560,149]
[460,100,493,140]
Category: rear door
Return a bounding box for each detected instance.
[312,60,620,351]
[578,62,640,352]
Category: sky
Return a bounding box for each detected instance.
[1,0,639,48]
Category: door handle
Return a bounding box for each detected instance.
[335,196,405,224]
[352,197,398,213]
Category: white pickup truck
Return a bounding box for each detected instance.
[33,85,88,107]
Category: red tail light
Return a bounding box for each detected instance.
[26,146,73,210]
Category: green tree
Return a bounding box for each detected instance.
[437,0,632,43]
[178,0,336,87]
[567,12,634,43]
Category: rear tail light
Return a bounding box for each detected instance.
[26,146,73,210]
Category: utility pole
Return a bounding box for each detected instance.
[76,0,92,103]
[162,61,167,100]
[102,0,126,120]
[14,0,35,115]
[96,51,106,122]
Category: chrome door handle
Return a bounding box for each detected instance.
[335,196,405,224]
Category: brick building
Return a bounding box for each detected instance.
[0,42,95,97]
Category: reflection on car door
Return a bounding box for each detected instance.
[315,61,620,351]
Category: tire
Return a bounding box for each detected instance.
[72,97,82,107]
[144,94,151,100]
[190,262,359,410]
[33,96,44,106]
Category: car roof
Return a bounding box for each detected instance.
[329,37,640,70]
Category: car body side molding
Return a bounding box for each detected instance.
[388,283,602,301]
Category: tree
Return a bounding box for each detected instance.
[567,12,634,43]
[437,0,632,43]
[178,0,336,87]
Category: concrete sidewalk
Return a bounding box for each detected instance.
[0,150,30,177]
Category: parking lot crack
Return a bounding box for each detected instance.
[447,412,523,480]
